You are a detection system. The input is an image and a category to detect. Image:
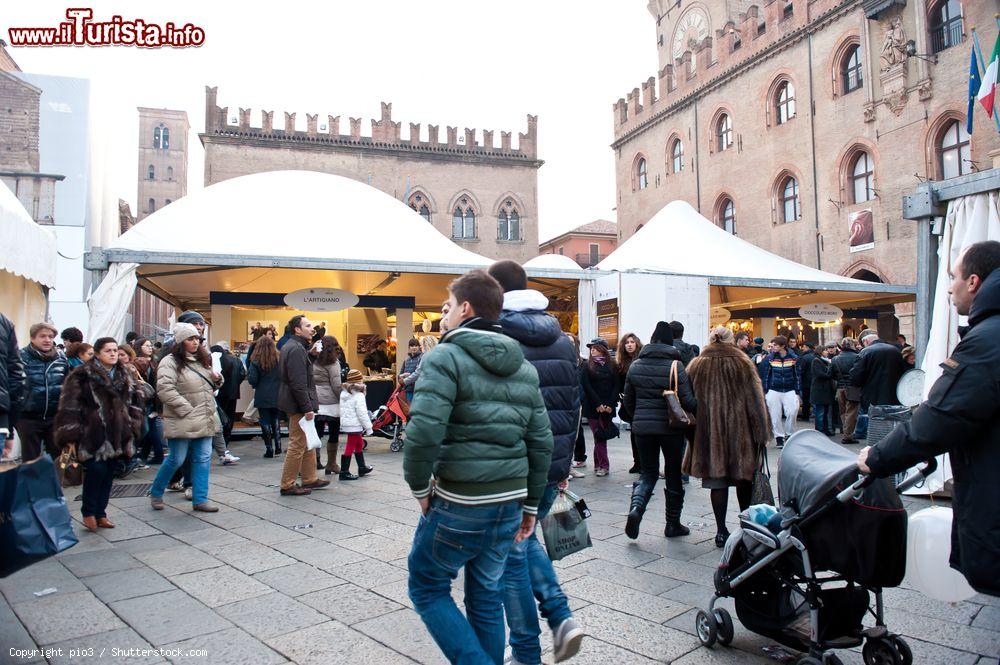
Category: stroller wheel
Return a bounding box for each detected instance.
[713,608,734,646]
[862,636,904,665]
[889,636,912,665]
[695,609,718,648]
[389,439,403,453]
[822,653,845,665]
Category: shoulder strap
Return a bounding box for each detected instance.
[670,360,679,392]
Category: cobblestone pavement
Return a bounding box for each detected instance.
[2,430,998,664]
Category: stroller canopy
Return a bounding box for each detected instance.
[778,430,863,515]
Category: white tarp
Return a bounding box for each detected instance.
[87,262,138,342]
[909,192,1000,496]
[598,200,868,285]
[523,254,581,270]
[0,181,57,288]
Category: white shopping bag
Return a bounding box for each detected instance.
[300,416,322,450]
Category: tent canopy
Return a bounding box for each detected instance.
[524,254,582,270]
[0,181,57,288]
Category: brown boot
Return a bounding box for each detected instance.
[324,439,341,475]
[96,518,115,529]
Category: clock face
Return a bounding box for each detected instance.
[672,9,710,60]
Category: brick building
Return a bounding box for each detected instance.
[200,87,543,263]
[136,108,189,221]
[612,0,1000,335]
[539,219,618,267]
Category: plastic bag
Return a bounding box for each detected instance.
[300,416,322,450]
[541,490,592,561]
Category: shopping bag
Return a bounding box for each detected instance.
[751,450,775,506]
[58,444,83,488]
[592,414,620,440]
[0,454,78,578]
[300,416,322,450]
[541,490,592,561]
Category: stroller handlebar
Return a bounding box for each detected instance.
[837,458,938,503]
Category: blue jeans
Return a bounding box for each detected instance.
[853,406,869,440]
[140,415,165,463]
[408,497,523,665]
[503,484,572,664]
[813,404,831,434]
[151,437,212,504]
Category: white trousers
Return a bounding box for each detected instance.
[766,390,799,439]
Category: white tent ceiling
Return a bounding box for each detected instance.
[0,182,57,288]
[523,254,581,270]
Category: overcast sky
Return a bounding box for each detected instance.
[7,1,656,242]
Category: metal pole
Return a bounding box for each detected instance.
[915,216,934,367]
[971,28,1000,133]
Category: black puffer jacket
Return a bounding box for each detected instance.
[867,269,1000,596]
[623,343,697,436]
[580,361,618,419]
[831,349,859,390]
[850,340,906,408]
[498,290,580,484]
[0,315,23,428]
[18,344,69,420]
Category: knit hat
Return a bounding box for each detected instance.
[650,321,674,345]
[177,310,206,326]
[172,322,200,344]
[345,369,364,383]
[753,337,764,345]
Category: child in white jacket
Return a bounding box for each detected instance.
[339,369,374,480]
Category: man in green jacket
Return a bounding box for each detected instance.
[405,269,554,665]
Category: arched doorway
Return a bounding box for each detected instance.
[849,269,899,341]
[851,268,882,283]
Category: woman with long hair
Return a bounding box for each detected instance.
[132,337,164,465]
[580,338,618,476]
[616,333,643,473]
[313,335,343,474]
[149,323,223,513]
[248,334,281,458]
[683,326,770,546]
[66,342,93,367]
[54,338,146,531]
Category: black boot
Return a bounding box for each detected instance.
[663,487,690,538]
[355,451,373,476]
[262,429,274,458]
[625,480,650,539]
[339,454,358,480]
[274,430,283,455]
[315,449,323,470]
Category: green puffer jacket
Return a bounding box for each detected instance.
[403,324,554,515]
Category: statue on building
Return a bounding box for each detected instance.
[880,17,907,70]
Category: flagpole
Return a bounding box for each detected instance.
[971,27,1000,133]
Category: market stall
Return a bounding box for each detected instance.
[0,181,57,342]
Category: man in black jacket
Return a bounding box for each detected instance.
[15,322,69,461]
[0,313,24,460]
[669,321,699,366]
[277,315,330,496]
[859,241,1000,597]
[488,261,584,665]
[796,342,815,421]
[211,342,246,447]
[831,338,861,443]
[849,329,906,440]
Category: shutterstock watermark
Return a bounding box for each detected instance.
[8,8,205,48]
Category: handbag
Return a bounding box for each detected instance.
[663,361,696,429]
[592,414,620,440]
[58,444,83,488]
[750,449,775,506]
[0,455,79,577]
[541,489,593,561]
[194,370,230,429]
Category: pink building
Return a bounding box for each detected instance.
[538,219,617,268]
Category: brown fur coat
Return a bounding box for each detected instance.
[682,342,771,482]
[54,360,145,462]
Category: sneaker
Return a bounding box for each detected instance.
[571,460,586,468]
[222,451,240,463]
[552,618,585,663]
[135,462,150,470]
[776,436,785,448]
[167,482,185,492]
[184,487,193,500]
[569,468,585,479]
[594,468,608,477]
[150,496,164,511]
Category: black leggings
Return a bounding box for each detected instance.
[711,482,752,534]
[633,432,686,519]
[573,420,587,462]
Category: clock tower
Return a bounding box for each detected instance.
[648,1,719,73]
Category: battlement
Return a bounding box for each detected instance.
[203,87,539,160]
[612,0,846,141]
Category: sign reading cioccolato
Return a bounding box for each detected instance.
[798,303,843,323]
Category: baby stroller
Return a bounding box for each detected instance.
[371,383,409,452]
[696,430,937,665]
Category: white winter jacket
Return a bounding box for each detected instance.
[340,386,373,434]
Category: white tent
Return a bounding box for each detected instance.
[523,254,581,270]
[0,183,57,341]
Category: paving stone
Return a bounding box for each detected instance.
[299,519,367,544]
[340,557,410,589]
[572,558,683,595]
[0,559,86,605]
[171,524,249,550]
[216,591,327,639]
[143,511,212,536]
[562,575,689,623]
[265,620,414,665]
[112,534,181,554]
[188,508,267,529]
[337,533,413,560]
[170,565,273,607]
[636,557,717,587]
[660,581,722,608]
[572,603,701,662]
[880,586,981,625]
[110,589,231,645]
[58,549,144,578]
[12,590,124,645]
[208,541,297,574]
[670,645,773,664]
[973,605,1000,632]
[89,512,162,542]
[300,583,404,622]
[163,626,287,664]
[367,519,420,541]
[550,636,662,664]
[44,626,162,665]
[894,637,982,665]
[82,566,176,603]
[230,522,311,546]
[883,605,1000,656]
[0,594,42,662]
[132,545,224,576]
[271,539,367,569]
[252,563,347,597]
[353,608,449,664]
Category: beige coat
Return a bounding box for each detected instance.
[156,354,223,439]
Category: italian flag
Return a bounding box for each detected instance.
[980,34,999,118]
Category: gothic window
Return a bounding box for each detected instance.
[147,198,155,214]
[498,199,521,241]
[842,45,863,94]
[776,81,796,124]
[152,127,161,149]
[718,198,736,234]
[851,151,875,203]
[408,192,433,223]
[148,165,155,180]
[161,127,170,150]
[780,176,800,223]
[938,120,971,180]
[670,138,684,173]
[167,166,174,180]
[452,196,476,239]
[636,157,648,190]
[930,0,964,53]
[716,114,733,151]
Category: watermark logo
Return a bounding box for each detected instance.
[8,8,205,48]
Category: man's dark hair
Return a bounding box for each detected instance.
[288,315,307,334]
[125,331,138,344]
[487,260,528,293]
[60,326,84,344]
[669,320,685,339]
[897,334,906,342]
[735,331,750,343]
[960,240,1000,282]
[771,335,788,348]
[449,270,504,321]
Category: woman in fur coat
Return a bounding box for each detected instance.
[54,337,146,531]
[682,326,771,547]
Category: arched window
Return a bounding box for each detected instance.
[152,127,161,149]
[718,198,736,234]
[780,176,800,223]
[498,199,521,241]
[418,204,430,222]
[147,198,155,214]
[930,0,964,53]
[167,166,173,180]
[716,114,733,151]
[670,138,684,173]
[841,46,863,94]
[776,81,796,124]
[452,197,476,239]
[408,192,433,223]
[161,127,170,150]
[851,152,875,203]
[147,165,155,180]
[637,157,648,190]
[938,120,971,179]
